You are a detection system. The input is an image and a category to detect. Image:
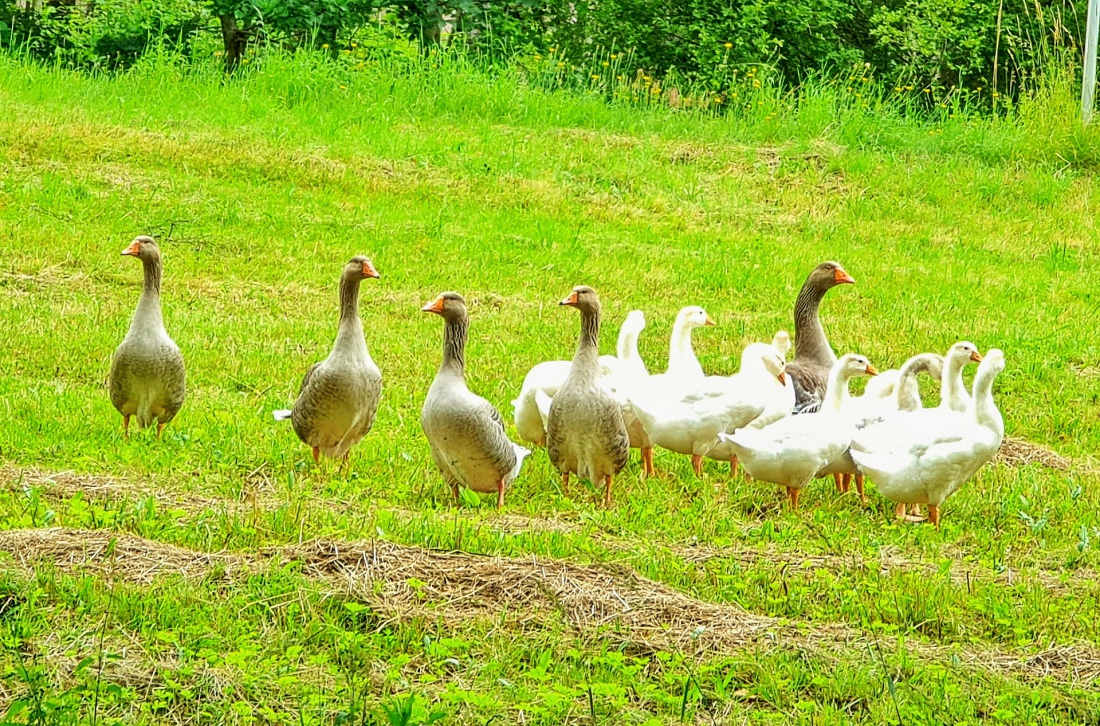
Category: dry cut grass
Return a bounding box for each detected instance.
[3,527,1099,688]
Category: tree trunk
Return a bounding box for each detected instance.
[219,14,248,72]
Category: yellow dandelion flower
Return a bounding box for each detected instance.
[351,42,357,48]
[557,62,565,68]
[904,85,913,91]
[975,86,983,91]
[534,54,541,59]
[339,85,347,90]
[549,47,557,53]
[602,61,609,66]
[591,74,599,80]
[894,87,901,91]
[724,42,732,49]
[923,88,931,93]
[321,44,329,49]
[753,80,760,88]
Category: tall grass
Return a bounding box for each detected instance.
[2,40,1098,169]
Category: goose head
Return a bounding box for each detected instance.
[771,330,792,358]
[421,291,466,320]
[559,284,601,314]
[979,348,1006,376]
[675,306,716,330]
[837,353,878,380]
[947,341,983,367]
[761,350,787,385]
[923,354,946,381]
[807,261,855,290]
[121,235,160,261]
[345,255,381,281]
[622,310,646,333]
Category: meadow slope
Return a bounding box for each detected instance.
[1,55,1099,724]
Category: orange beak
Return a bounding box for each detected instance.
[421,295,446,315]
[121,241,141,256]
[704,316,716,327]
[834,267,855,285]
[777,372,787,385]
[362,260,381,279]
[559,291,580,307]
[865,364,878,376]
[970,350,983,363]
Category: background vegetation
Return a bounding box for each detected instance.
[0,0,1093,102]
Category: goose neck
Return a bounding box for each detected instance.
[970,366,1004,435]
[822,365,853,413]
[571,306,602,379]
[439,314,468,376]
[129,255,165,333]
[940,356,967,410]
[333,274,368,356]
[793,281,834,365]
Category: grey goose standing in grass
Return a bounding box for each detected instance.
[546,285,630,508]
[785,261,855,414]
[420,292,530,508]
[275,256,382,463]
[108,236,186,439]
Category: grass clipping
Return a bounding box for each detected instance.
[3,528,1100,686]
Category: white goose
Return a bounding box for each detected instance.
[850,350,1005,527]
[717,354,877,509]
[825,352,945,501]
[850,341,981,456]
[650,306,715,384]
[628,367,771,478]
[698,342,795,474]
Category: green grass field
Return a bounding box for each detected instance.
[1,51,1099,724]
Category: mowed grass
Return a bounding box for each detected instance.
[1,51,1099,723]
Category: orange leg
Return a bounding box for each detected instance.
[854,473,866,504]
[642,447,655,477]
[909,503,922,517]
[786,486,801,510]
[894,502,907,520]
[603,474,614,508]
[833,473,845,493]
[156,422,165,439]
[928,504,941,528]
[311,447,320,464]
[122,415,131,440]
[496,479,506,509]
[729,456,739,477]
[451,483,460,504]
[691,454,703,478]
[561,472,570,498]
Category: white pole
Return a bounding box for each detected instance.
[1083,0,1100,123]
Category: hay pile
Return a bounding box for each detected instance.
[3,527,1099,685]
[995,437,1071,470]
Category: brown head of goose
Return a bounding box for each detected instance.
[785,261,855,414]
[280,256,383,463]
[546,285,630,508]
[108,235,186,438]
[420,292,530,508]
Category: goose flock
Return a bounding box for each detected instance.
[108,236,1005,527]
